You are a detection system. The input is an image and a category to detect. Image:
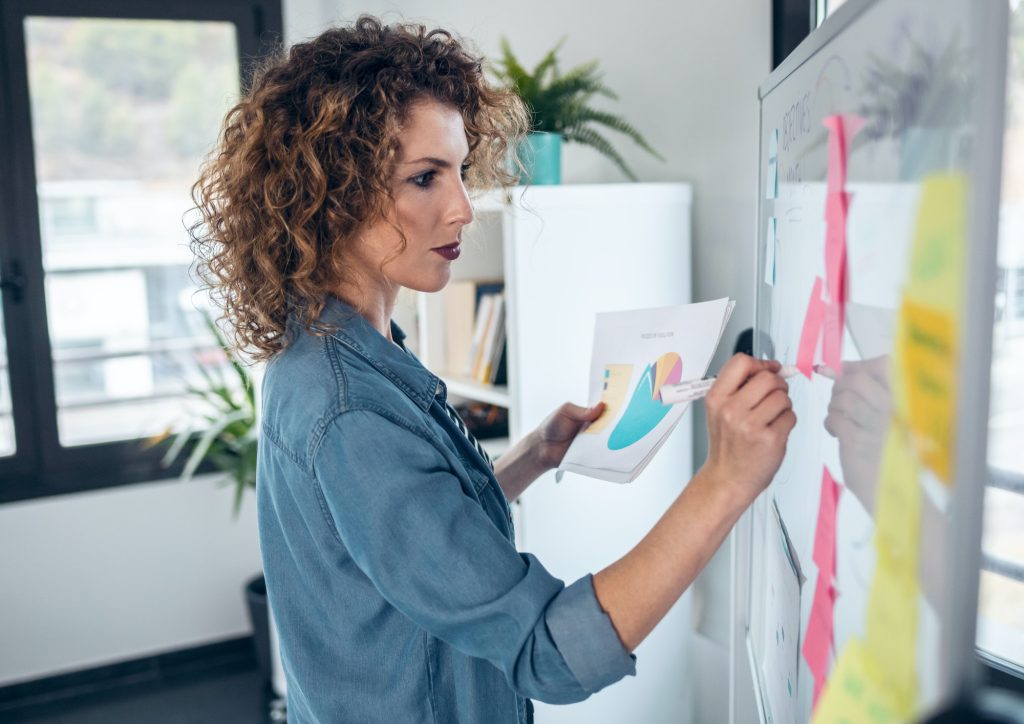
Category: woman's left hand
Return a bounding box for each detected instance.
[531,401,606,470]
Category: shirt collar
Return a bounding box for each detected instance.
[317,295,440,411]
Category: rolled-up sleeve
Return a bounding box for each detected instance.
[312,409,636,703]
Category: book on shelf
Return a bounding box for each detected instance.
[483,292,507,385]
[444,281,476,377]
[459,281,504,380]
[465,293,494,379]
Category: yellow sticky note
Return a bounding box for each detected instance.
[864,423,922,714]
[873,426,922,574]
[904,174,966,316]
[814,640,902,724]
[898,300,957,482]
[864,546,919,714]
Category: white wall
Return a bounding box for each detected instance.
[0,477,262,685]
[285,0,769,720]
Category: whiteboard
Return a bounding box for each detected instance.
[736,0,1008,722]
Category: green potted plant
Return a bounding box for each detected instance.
[153,311,257,513]
[491,37,663,184]
[146,313,273,688]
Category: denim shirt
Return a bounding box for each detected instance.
[257,296,635,724]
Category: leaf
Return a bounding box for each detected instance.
[161,424,196,467]
[529,36,566,94]
[495,37,531,93]
[490,37,661,172]
[562,124,637,180]
[232,477,246,518]
[564,106,664,161]
[201,310,255,412]
[180,408,251,483]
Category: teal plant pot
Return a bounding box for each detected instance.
[519,132,562,185]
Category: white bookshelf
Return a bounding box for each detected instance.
[415,189,508,402]
[442,375,510,407]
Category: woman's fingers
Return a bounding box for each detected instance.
[708,354,780,400]
[701,355,796,505]
[750,387,794,428]
[733,369,790,412]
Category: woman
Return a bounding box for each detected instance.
[192,16,796,724]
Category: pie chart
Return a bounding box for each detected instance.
[608,352,682,450]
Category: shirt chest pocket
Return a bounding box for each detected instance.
[451,450,490,497]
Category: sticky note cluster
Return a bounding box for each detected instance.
[794,115,862,379]
[803,466,842,707]
[815,174,968,723]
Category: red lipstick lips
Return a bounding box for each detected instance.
[432,243,461,261]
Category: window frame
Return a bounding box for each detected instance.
[0,0,281,504]
[772,0,815,69]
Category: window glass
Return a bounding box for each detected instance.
[0,292,13,457]
[24,17,239,446]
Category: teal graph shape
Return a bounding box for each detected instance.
[608,354,680,450]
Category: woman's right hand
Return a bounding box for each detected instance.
[701,354,796,506]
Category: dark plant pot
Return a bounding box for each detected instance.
[245,573,273,685]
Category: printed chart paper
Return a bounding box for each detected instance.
[558,298,734,483]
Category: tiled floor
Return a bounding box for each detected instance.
[6,667,281,724]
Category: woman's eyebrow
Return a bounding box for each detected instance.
[400,155,470,168]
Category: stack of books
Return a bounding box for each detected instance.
[443,281,507,385]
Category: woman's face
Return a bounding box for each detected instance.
[351,98,474,298]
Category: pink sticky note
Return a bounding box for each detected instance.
[822,114,861,374]
[823,114,865,195]
[802,574,835,678]
[823,301,845,373]
[796,277,826,378]
[823,191,849,374]
[843,115,866,143]
[823,116,847,195]
[813,466,842,577]
[824,192,850,301]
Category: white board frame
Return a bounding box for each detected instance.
[730,0,1009,721]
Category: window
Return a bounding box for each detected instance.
[0,0,281,503]
[815,0,850,26]
[976,0,1024,678]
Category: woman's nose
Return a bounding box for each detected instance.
[449,178,474,226]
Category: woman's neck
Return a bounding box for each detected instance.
[333,277,398,342]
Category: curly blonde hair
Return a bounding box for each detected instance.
[191,16,528,360]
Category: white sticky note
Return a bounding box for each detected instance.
[764,216,777,286]
[766,128,779,199]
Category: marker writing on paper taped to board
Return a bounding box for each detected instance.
[660,364,801,404]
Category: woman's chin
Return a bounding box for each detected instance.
[406,272,452,294]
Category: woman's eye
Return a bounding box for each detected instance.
[411,171,435,188]
[460,164,471,180]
